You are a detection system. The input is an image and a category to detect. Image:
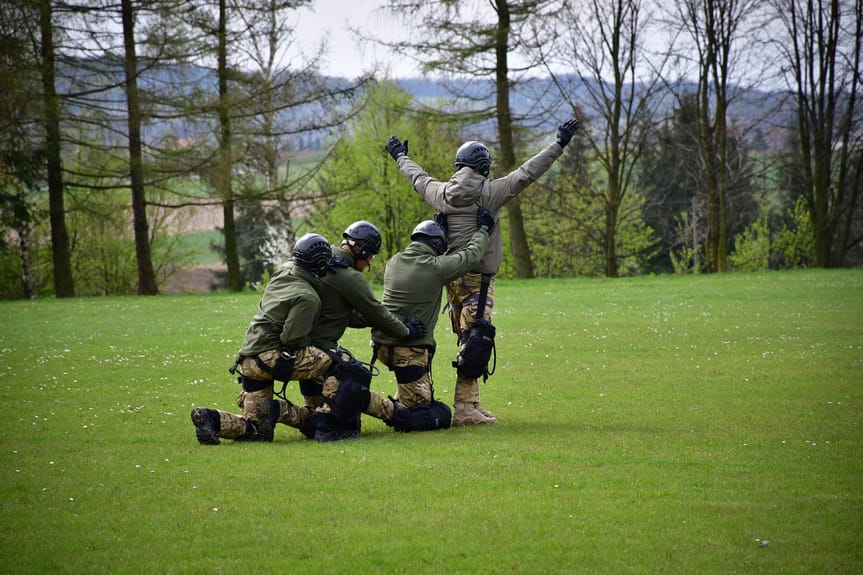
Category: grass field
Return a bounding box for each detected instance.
[1,270,860,574]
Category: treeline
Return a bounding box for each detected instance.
[0,0,860,299]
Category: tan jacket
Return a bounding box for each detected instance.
[395,142,564,274]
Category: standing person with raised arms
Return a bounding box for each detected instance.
[384,117,580,425]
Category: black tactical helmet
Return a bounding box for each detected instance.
[454,141,492,176]
[343,220,382,260]
[410,220,448,255]
[292,233,332,277]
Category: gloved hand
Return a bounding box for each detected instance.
[403,319,427,339]
[476,208,496,234]
[386,136,409,160]
[556,117,580,147]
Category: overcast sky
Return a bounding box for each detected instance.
[293,0,418,78]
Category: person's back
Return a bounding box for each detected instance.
[312,244,407,350]
[240,261,322,356]
[372,221,490,349]
[386,125,578,274]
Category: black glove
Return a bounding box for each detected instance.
[476,208,496,234]
[403,319,427,339]
[386,136,409,160]
[556,117,580,147]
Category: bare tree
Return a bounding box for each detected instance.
[666,0,765,272]
[538,0,666,277]
[121,0,159,294]
[374,0,563,278]
[39,0,75,296]
[771,0,862,267]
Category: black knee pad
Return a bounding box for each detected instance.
[241,376,272,393]
[302,410,320,440]
[299,379,323,397]
[393,364,428,384]
[331,379,371,421]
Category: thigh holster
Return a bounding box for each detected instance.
[270,350,296,382]
[453,318,496,381]
[325,349,373,421]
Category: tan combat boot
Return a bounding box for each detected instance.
[475,404,498,423]
[452,402,496,427]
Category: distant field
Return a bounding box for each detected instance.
[0,269,860,574]
[173,229,224,266]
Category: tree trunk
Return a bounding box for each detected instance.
[39,0,74,298]
[605,178,620,278]
[219,0,242,291]
[16,189,37,299]
[121,0,158,295]
[496,0,534,278]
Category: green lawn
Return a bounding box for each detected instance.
[1,269,860,574]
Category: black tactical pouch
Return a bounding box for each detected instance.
[271,349,296,382]
[453,319,496,381]
[391,400,452,432]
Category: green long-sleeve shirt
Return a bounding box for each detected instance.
[371,230,490,348]
[310,245,408,350]
[239,262,321,356]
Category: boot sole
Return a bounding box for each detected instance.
[191,408,220,445]
[451,417,496,427]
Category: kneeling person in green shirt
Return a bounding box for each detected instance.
[371,209,494,431]
[272,220,427,441]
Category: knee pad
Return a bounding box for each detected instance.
[299,379,323,397]
[393,364,428,384]
[241,376,272,393]
[325,351,373,421]
[330,378,371,421]
[302,410,320,440]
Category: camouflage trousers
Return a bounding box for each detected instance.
[214,346,333,439]
[228,347,396,438]
[317,350,396,422]
[373,344,433,407]
[446,272,495,404]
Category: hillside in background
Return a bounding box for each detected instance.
[59,58,794,154]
